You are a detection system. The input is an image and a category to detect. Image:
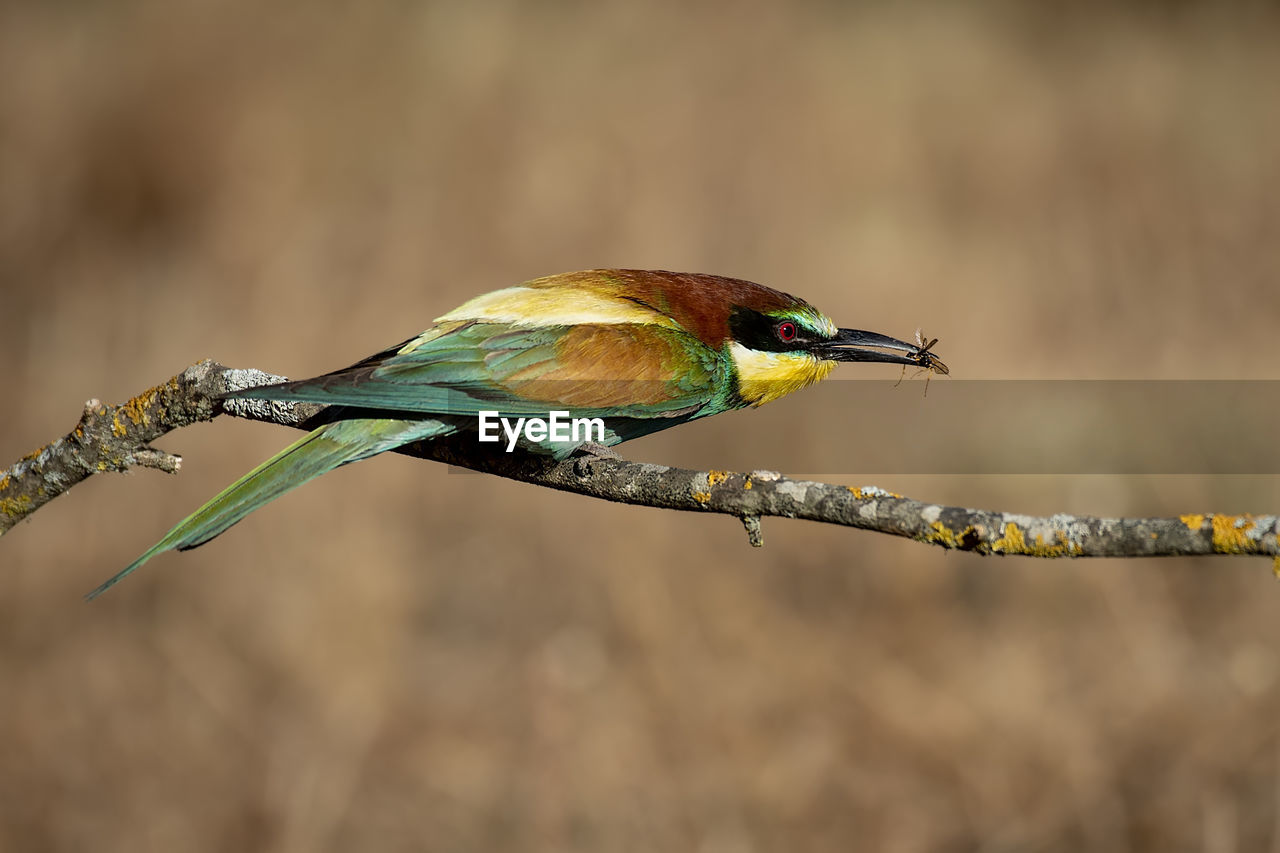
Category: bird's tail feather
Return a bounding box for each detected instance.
[88,418,450,600]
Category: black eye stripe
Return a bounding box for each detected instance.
[728,307,821,353]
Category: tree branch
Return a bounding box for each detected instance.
[4,361,1279,575]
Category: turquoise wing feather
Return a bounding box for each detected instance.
[227,322,731,420]
[88,418,453,599]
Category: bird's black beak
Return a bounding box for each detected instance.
[819,328,930,367]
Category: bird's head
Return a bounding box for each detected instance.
[721,292,930,406]
[583,270,929,406]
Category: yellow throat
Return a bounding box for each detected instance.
[729,343,836,406]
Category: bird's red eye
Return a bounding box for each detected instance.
[776,321,798,343]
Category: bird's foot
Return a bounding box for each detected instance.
[574,442,623,460]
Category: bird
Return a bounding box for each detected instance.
[89,269,942,599]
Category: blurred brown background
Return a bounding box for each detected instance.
[3,1,1280,850]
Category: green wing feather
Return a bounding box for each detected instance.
[227,322,730,420]
[88,418,453,599]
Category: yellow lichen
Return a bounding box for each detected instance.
[692,491,711,504]
[848,486,903,500]
[118,385,162,431]
[0,494,33,518]
[1031,531,1082,557]
[743,478,753,490]
[707,470,729,487]
[1210,514,1257,554]
[925,521,964,548]
[990,522,1082,557]
[992,522,1027,553]
[1180,513,1206,531]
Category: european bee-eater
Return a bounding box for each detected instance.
[90,269,942,599]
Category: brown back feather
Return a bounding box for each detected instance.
[527,269,809,348]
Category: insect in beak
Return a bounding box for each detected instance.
[894,328,950,396]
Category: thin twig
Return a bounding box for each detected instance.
[3,361,1278,575]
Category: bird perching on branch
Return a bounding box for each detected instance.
[89,269,947,599]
